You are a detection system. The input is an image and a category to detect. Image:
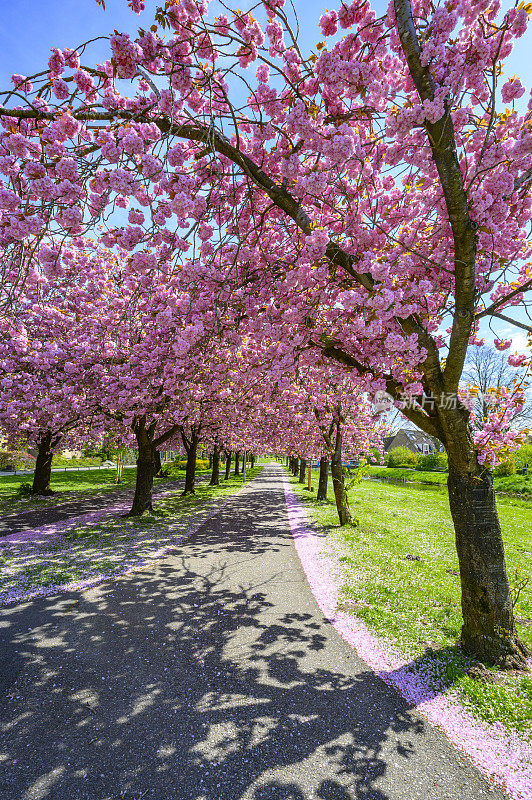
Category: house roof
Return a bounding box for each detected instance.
[385,428,438,451]
[401,429,434,445]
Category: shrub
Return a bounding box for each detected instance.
[386,447,418,468]
[0,450,36,470]
[367,446,383,465]
[493,459,516,477]
[167,457,210,475]
[52,456,102,467]
[416,452,448,472]
[15,481,33,497]
[514,444,532,472]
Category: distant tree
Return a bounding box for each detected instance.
[463,345,532,430]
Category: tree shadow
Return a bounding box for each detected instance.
[0,468,501,799]
[0,476,204,538]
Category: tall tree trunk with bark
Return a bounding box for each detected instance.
[440,407,529,667]
[385,0,529,669]
[250,453,256,468]
[317,457,329,501]
[299,458,306,484]
[330,423,352,526]
[153,449,168,478]
[291,457,299,477]
[234,450,241,476]
[128,418,156,516]
[182,429,199,495]
[32,431,58,496]
[224,451,232,480]
[209,444,220,486]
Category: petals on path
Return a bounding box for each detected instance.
[281,471,532,800]
[0,489,234,606]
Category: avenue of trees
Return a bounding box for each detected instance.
[1,0,531,668]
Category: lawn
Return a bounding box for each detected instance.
[368,465,532,496]
[0,466,263,605]
[0,466,210,515]
[288,469,532,740]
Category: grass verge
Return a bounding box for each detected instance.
[0,466,263,604]
[368,465,532,496]
[0,467,210,516]
[288,468,532,740]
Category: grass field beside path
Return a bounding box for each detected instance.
[0,466,263,605]
[0,466,211,516]
[368,465,532,496]
[288,468,532,740]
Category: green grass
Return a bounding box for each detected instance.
[367,466,448,484]
[1,466,263,603]
[0,466,212,515]
[0,468,137,516]
[368,465,532,496]
[289,469,532,739]
[51,456,102,467]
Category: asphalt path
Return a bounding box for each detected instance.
[0,465,504,799]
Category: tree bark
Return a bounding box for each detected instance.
[153,449,168,478]
[292,457,299,477]
[209,445,220,486]
[299,458,306,484]
[32,431,57,495]
[128,420,155,516]
[250,453,256,468]
[183,431,199,495]
[317,457,329,501]
[330,424,352,526]
[234,450,241,476]
[441,410,529,668]
[224,451,232,480]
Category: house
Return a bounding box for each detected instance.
[383,428,444,455]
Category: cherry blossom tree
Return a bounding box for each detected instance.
[1,0,531,664]
[0,242,119,493]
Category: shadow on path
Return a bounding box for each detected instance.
[0,467,504,800]
[0,476,207,538]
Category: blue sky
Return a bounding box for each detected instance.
[0,0,531,349]
[0,0,530,84]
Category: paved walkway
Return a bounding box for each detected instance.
[0,466,504,800]
[0,476,206,538]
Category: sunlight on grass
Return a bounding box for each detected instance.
[0,466,212,515]
[288,469,532,740]
[0,467,263,604]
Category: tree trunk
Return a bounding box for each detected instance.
[292,457,299,477]
[250,453,256,468]
[299,458,306,484]
[32,431,56,496]
[224,451,232,480]
[183,433,198,495]
[208,453,213,470]
[330,425,352,526]
[440,413,529,668]
[317,457,329,501]
[402,396,530,668]
[209,445,220,486]
[234,450,241,476]
[153,448,168,478]
[128,423,155,516]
